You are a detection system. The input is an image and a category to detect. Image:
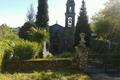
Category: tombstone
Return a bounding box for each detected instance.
[73,33,89,70]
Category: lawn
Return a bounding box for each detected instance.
[0,70,91,80]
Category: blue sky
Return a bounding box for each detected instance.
[0,0,107,27]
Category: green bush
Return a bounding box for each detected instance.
[0,25,19,66]
[2,40,42,61]
[11,40,42,60]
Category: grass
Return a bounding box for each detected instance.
[0,71,90,80]
[0,70,91,80]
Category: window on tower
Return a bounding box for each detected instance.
[68,17,72,27]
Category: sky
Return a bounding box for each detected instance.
[0,0,108,27]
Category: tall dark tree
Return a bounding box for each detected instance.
[74,0,91,47]
[36,0,49,29]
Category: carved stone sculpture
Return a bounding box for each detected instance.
[73,33,88,70]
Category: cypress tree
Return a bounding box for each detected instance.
[74,0,91,47]
[36,0,49,30]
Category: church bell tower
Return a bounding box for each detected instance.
[65,0,75,27]
[63,0,75,52]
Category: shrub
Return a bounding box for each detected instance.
[0,25,19,67]
[0,40,11,66]
[12,40,42,60]
[2,40,42,61]
[0,24,19,40]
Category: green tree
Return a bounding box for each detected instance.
[90,0,120,66]
[35,0,49,30]
[19,22,36,40]
[26,4,35,22]
[92,0,120,43]
[74,0,91,47]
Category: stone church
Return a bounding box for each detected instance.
[49,0,75,54]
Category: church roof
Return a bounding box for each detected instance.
[50,23,64,32]
[50,23,63,28]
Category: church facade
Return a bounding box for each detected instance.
[49,0,75,54]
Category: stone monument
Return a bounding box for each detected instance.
[73,33,89,70]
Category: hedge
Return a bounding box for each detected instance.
[2,58,73,73]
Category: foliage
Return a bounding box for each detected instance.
[0,25,18,66]
[90,0,120,66]
[95,20,112,39]
[0,24,43,63]
[0,71,91,80]
[90,23,96,32]
[8,40,42,60]
[28,27,48,43]
[35,0,49,29]
[0,24,19,40]
[92,0,120,43]
[26,4,35,22]
[90,39,120,67]
[19,22,36,40]
[74,0,91,47]
[90,39,108,53]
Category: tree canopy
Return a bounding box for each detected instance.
[92,0,120,43]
